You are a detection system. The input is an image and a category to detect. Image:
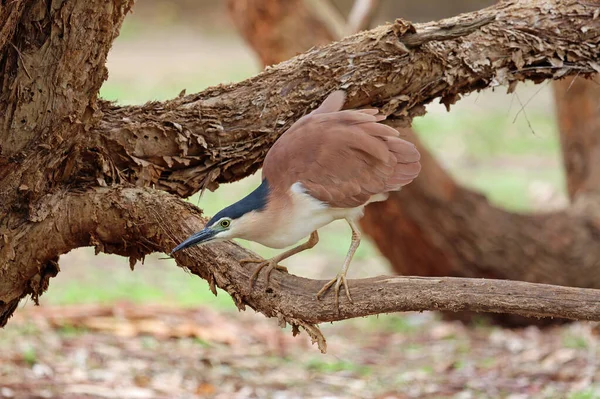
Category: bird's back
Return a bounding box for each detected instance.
[262,91,421,209]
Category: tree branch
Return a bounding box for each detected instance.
[5,186,600,352]
[0,0,134,218]
[96,0,600,198]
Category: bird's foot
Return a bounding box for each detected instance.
[316,273,353,311]
[240,257,288,288]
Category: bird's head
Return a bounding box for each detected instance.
[169,213,237,254]
[169,179,270,255]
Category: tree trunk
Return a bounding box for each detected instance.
[228,0,336,67]
[553,75,600,202]
[1,0,599,337]
[227,0,600,326]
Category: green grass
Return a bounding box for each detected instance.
[562,332,589,350]
[99,62,256,105]
[22,346,37,367]
[43,253,237,310]
[306,358,373,376]
[569,387,600,399]
[413,100,566,212]
[415,110,560,159]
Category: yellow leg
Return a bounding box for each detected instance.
[240,231,320,288]
[316,218,360,310]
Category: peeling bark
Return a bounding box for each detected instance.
[1,0,600,334]
[0,0,133,319]
[0,0,133,214]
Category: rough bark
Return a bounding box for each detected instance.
[1,0,600,340]
[1,0,133,319]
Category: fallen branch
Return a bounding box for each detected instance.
[8,187,600,352]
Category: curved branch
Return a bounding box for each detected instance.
[4,187,600,352]
[96,0,599,197]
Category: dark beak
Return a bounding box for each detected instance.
[170,228,217,255]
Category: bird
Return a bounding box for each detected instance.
[170,90,421,309]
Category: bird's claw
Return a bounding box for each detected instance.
[240,258,288,288]
[316,273,352,311]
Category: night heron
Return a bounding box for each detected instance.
[171,91,421,308]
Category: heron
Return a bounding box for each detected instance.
[171,90,421,309]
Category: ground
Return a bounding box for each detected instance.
[2,303,600,399]
[1,3,596,398]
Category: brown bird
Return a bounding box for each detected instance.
[171,91,421,309]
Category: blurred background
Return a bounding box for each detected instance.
[2,1,597,398]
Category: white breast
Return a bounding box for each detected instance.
[253,182,367,249]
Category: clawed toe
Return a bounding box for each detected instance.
[247,259,288,288]
[316,274,352,311]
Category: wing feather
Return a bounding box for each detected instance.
[262,91,421,208]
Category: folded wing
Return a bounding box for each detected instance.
[262,91,421,208]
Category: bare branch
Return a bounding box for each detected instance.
[5,187,600,352]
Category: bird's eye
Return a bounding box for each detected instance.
[220,220,230,228]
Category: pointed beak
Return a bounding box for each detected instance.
[170,228,217,255]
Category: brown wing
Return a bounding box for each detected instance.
[262,91,421,208]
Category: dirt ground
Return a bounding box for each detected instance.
[2,303,599,399]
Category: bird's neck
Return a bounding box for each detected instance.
[234,178,270,214]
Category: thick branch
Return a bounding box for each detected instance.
[96,0,600,198]
[0,0,133,217]
[4,187,600,352]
